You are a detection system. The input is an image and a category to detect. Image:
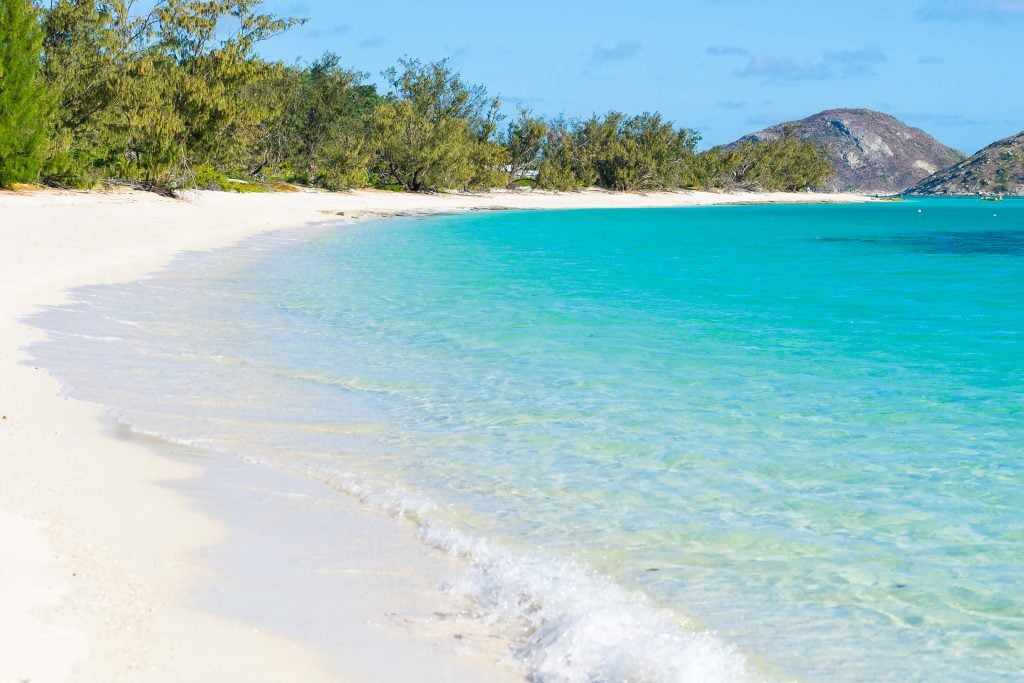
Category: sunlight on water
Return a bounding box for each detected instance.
[29,199,1024,681]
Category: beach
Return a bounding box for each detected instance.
[0,187,872,682]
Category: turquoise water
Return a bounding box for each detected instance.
[30,199,1024,681]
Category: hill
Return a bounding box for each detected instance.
[728,108,965,194]
[904,131,1024,196]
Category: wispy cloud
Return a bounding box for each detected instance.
[737,48,886,81]
[737,55,831,81]
[716,100,748,110]
[358,35,387,49]
[591,41,643,62]
[823,48,886,76]
[706,45,749,56]
[305,23,350,38]
[918,0,1024,21]
[918,56,943,64]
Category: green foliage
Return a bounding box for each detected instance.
[576,112,700,191]
[311,134,371,189]
[537,117,592,191]
[537,113,699,192]
[191,162,229,189]
[713,128,833,191]
[295,54,376,187]
[371,97,466,191]
[189,163,264,191]
[370,58,505,192]
[504,107,546,187]
[39,0,133,186]
[465,96,508,189]
[19,4,834,195]
[690,146,739,190]
[136,0,303,189]
[0,0,48,187]
[240,52,377,189]
[38,0,302,192]
[694,129,832,192]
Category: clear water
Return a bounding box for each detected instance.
[29,199,1024,681]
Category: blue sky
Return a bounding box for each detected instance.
[257,0,1023,154]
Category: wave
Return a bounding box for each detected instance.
[80,408,757,681]
[305,468,756,683]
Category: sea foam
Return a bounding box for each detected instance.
[307,468,754,683]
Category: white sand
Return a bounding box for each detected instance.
[0,187,871,682]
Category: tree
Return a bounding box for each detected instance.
[725,128,832,191]
[0,0,48,187]
[537,112,699,192]
[690,146,732,189]
[575,112,699,191]
[39,0,303,191]
[124,0,303,189]
[370,58,504,192]
[504,106,546,187]
[39,0,137,186]
[226,53,378,189]
[465,93,507,189]
[276,53,377,188]
[537,116,592,191]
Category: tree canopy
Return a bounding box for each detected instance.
[370,58,505,192]
[1,0,834,194]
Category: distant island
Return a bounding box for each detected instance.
[905,131,1024,196]
[726,109,966,195]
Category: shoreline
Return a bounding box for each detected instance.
[0,187,871,681]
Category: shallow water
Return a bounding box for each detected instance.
[29,199,1024,681]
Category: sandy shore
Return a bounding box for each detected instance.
[0,187,870,682]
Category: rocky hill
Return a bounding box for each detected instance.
[904,131,1024,196]
[729,108,965,194]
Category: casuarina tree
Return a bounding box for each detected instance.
[0,0,48,187]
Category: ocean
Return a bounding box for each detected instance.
[28,199,1023,681]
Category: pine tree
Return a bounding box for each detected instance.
[0,0,47,187]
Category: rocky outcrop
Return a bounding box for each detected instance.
[729,108,965,194]
[904,131,1024,196]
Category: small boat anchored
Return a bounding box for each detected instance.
[980,194,1004,202]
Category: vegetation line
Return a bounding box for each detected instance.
[0,0,833,194]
